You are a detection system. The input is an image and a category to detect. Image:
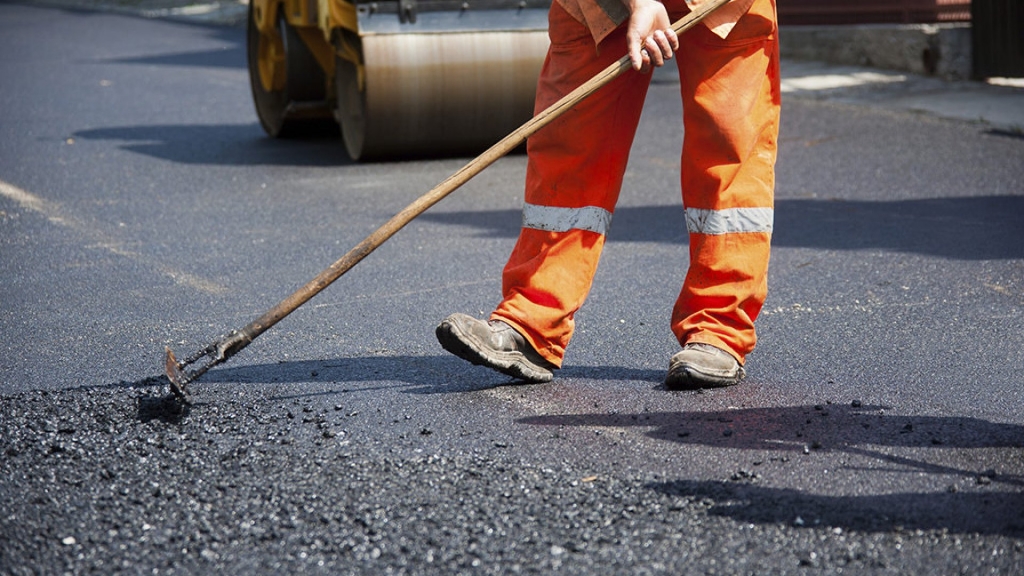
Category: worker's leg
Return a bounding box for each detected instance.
[669,0,781,364]
[490,2,653,366]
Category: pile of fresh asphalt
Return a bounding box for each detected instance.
[3,381,1021,574]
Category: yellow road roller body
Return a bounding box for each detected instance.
[247,0,551,160]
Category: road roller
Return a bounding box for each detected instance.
[247,0,551,160]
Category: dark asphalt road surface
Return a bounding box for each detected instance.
[1,3,1023,574]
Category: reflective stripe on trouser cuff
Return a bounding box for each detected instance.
[522,203,613,235]
[685,207,774,235]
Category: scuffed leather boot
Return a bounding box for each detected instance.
[436,313,556,383]
[665,343,745,389]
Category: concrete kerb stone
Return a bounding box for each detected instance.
[780,23,973,81]
[777,24,1023,134]
[776,59,1024,134]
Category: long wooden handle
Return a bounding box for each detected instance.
[233,0,731,347]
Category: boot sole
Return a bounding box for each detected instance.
[436,319,553,383]
[665,364,745,390]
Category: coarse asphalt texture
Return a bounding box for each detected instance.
[2,1,1023,575]
[5,385,1023,574]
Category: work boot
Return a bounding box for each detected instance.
[665,343,745,390]
[436,313,556,383]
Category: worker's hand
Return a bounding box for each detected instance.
[624,0,679,73]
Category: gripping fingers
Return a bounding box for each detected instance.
[641,30,678,70]
[649,30,678,64]
[644,36,663,67]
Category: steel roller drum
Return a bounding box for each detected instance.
[340,8,549,159]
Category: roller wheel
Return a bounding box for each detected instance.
[335,56,368,160]
[247,3,328,138]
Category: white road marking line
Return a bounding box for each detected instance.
[0,179,228,294]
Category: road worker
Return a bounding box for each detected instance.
[436,0,780,389]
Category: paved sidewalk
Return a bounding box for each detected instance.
[27,0,1024,133]
[776,59,1024,134]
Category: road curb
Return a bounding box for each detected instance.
[780,23,973,81]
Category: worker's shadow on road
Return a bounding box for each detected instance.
[518,405,1024,536]
[195,355,662,397]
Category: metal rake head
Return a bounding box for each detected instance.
[163,330,251,404]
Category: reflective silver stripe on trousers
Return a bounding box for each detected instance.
[522,203,613,235]
[685,207,774,235]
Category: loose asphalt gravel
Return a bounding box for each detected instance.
[2,1,1023,574]
[3,382,1022,574]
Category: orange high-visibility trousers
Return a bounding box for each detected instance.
[491,0,781,367]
